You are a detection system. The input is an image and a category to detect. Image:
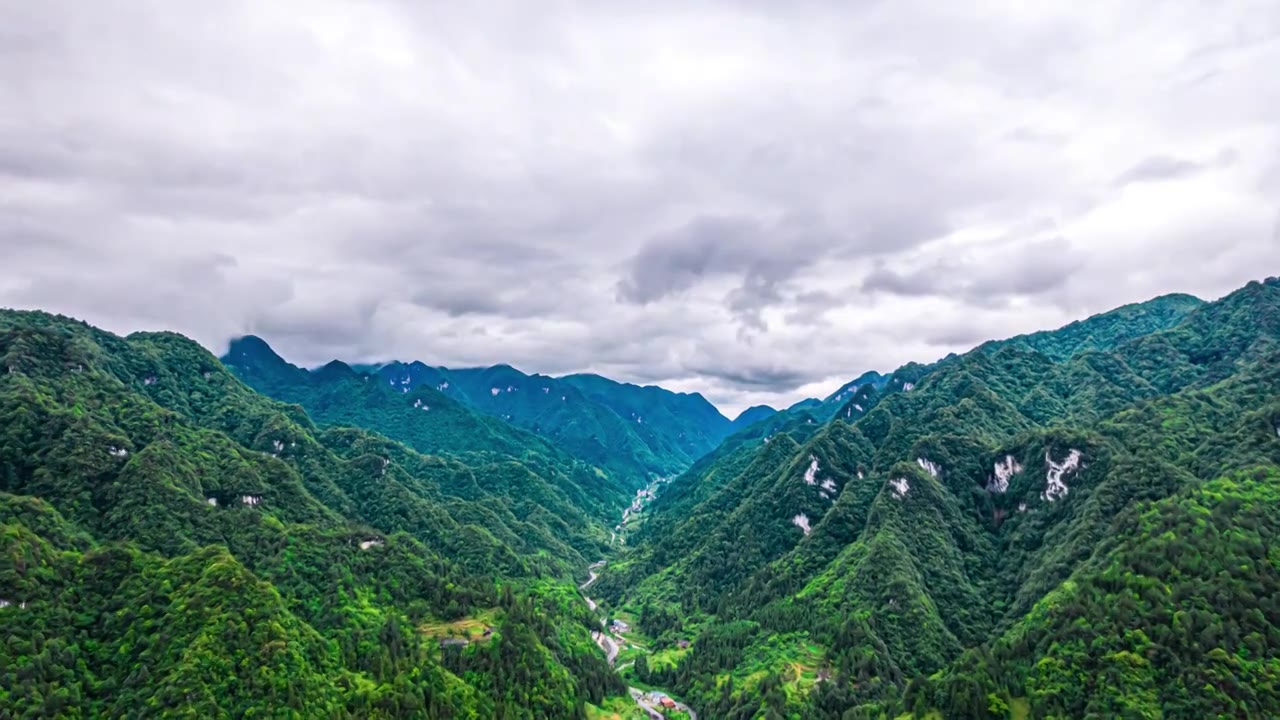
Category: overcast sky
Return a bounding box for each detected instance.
[3,1,1279,416]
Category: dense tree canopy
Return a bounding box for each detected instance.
[599,278,1280,718]
[0,310,625,718]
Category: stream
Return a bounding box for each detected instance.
[581,485,698,718]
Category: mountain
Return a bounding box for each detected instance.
[732,405,778,430]
[559,372,733,463]
[3,277,1270,718]
[595,281,1280,718]
[222,337,630,518]
[0,310,628,717]
[226,342,735,487]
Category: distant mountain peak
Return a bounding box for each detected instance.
[732,404,778,429]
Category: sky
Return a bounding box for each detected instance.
[2,1,1279,416]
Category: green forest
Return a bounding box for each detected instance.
[0,311,625,718]
[595,280,1280,718]
[4,278,1280,718]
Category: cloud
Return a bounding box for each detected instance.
[1114,149,1237,186]
[2,0,1279,416]
[861,236,1087,305]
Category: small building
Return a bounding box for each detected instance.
[610,619,630,633]
[439,638,469,648]
[660,698,676,709]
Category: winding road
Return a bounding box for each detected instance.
[580,558,697,720]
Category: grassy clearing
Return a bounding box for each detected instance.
[417,608,501,643]
[585,697,648,720]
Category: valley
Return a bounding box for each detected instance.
[584,486,699,719]
[7,2,1279,717]
[4,277,1280,718]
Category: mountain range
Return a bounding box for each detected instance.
[3,279,1280,718]
[593,284,1280,718]
[221,337,766,488]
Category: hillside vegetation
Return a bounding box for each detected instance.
[225,338,734,488]
[597,282,1280,718]
[0,311,626,718]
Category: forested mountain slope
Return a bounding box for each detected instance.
[225,337,733,486]
[732,405,779,431]
[596,279,1280,719]
[222,336,629,517]
[0,311,627,718]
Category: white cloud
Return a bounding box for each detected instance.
[2,0,1278,417]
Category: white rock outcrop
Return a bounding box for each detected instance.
[207,497,218,506]
[989,455,1022,493]
[903,382,915,392]
[890,477,910,498]
[917,458,940,478]
[490,387,500,396]
[240,495,262,506]
[360,539,384,550]
[1041,449,1082,502]
[108,446,129,458]
[803,456,820,485]
[791,513,812,535]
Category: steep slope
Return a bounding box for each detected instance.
[417,364,677,484]
[223,337,629,519]
[603,280,1280,718]
[559,372,734,465]
[0,310,626,717]
[244,349,734,486]
[732,405,778,431]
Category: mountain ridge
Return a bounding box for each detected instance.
[224,338,739,486]
[596,280,1276,718]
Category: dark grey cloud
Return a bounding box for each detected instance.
[1115,149,1236,186]
[862,237,1087,306]
[687,364,814,392]
[1,0,1278,415]
[617,213,847,330]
